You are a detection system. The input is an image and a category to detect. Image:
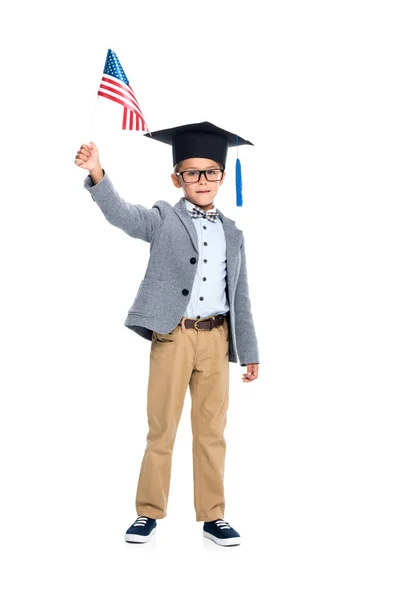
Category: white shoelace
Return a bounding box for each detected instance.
[215,520,231,529]
[133,517,149,527]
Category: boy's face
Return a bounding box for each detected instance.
[171,157,226,212]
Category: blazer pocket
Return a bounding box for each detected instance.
[127,278,168,317]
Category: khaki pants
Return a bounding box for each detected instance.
[135,315,230,522]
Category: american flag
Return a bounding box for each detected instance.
[97,49,148,131]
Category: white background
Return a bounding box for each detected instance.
[1,0,399,598]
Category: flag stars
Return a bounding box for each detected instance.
[103,50,129,84]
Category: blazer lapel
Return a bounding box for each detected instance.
[174,198,199,253]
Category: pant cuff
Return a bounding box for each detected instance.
[196,510,224,522]
[136,509,167,520]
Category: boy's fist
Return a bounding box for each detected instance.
[75,142,100,171]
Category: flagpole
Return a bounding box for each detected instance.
[88,92,100,143]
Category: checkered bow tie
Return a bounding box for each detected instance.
[188,205,219,223]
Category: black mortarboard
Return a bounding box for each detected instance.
[144,121,253,206]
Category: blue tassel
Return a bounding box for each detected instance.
[236,157,243,206]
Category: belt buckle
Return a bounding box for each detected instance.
[194,315,215,330]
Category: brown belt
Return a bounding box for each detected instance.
[181,314,226,331]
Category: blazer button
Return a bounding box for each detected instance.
[182,289,189,296]
[190,257,197,264]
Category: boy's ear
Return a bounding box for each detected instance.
[171,173,181,188]
[219,170,226,186]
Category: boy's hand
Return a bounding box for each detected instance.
[242,363,258,382]
[75,142,100,172]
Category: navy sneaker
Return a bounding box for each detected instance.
[203,519,241,546]
[125,516,157,543]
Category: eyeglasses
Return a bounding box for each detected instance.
[175,168,224,183]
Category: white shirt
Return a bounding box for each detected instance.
[183,198,230,319]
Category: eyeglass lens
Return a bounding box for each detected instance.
[181,169,223,182]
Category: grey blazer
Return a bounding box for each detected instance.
[83,171,259,366]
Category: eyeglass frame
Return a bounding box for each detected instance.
[175,168,225,183]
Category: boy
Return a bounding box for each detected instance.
[75,121,259,546]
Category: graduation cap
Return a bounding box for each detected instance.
[144,121,253,206]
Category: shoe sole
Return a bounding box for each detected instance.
[125,528,156,543]
[203,531,241,546]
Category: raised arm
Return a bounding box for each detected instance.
[75,142,163,243]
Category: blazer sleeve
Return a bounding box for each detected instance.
[83,170,163,243]
[234,234,260,366]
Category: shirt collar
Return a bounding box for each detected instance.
[183,197,219,215]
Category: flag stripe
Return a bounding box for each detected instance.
[102,75,143,117]
[99,82,145,119]
[100,76,144,115]
[120,107,148,131]
[97,90,141,119]
[99,90,149,132]
[101,73,139,102]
